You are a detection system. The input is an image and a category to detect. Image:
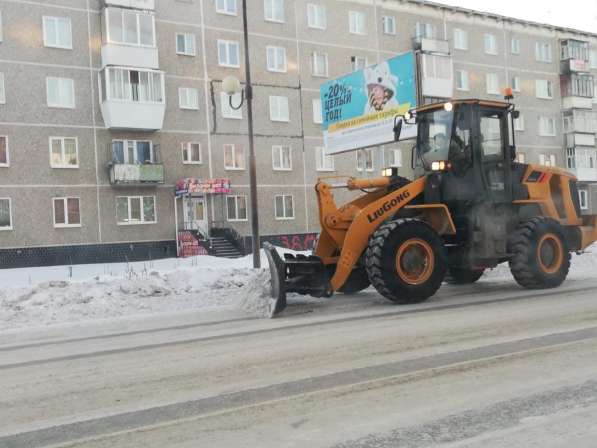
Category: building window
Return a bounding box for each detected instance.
[46,77,75,108]
[226,195,247,221]
[106,8,155,47]
[116,196,156,224]
[535,42,552,63]
[538,116,556,136]
[224,144,245,170]
[486,73,499,95]
[272,145,292,170]
[220,92,242,119]
[356,149,373,171]
[484,34,498,55]
[453,28,468,50]
[562,74,594,98]
[49,137,78,168]
[216,0,237,15]
[269,95,289,122]
[0,136,8,167]
[539,154,557,167]
[176,33,196,56]
[348,10,366,35]
[311,52,328,77]
[0,198,11,230]
[535,79,553,99]
[0,72,5,104]
[383,16,396,35]
[389,148,402,167]
[178,87,199,110]
[266,45,287,72]
[563,110,596,133]
[43,16,72,49]
[100,68,164,103]
[516,153,526,164]
[182,142,201,164]
[579,189,589,210]
[274,195,294,220]
[591,50,597,70]
[351,56,367,72]
[307,3,326,29]
[316,146,334,171]
[112,140,153,164]
[0,11,3,42]
[217,40,240,67]
[514,114,525,131]
[53,197,81,227]
[312,98,322,124]
[511,37,520,55]
[415,22,433,40]
[264,0,284,22]
[512,76,521,92]
[455,69,469,91]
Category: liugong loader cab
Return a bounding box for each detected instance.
[265,96,597,315]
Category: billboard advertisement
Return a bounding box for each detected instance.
[320,51,417,155]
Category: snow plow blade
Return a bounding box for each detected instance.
[263,242,331,317]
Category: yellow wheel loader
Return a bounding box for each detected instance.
[264,98,597,315]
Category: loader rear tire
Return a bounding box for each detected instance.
[445,268,484,284]
[365,219,447,304]
[508,217,570,289]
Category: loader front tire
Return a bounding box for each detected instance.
[365,219,447,304]
[508,217,570,289]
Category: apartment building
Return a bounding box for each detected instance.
[1,0,597,266]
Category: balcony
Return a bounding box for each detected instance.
[107,142,164,185]
[103,0,155,10]
[99,67,165,130]
[560,39,589,74]
[561,73,594,110]
[413,37,450,55]
[567,147,597,182]
[109,163,164,185]
[419,52,453,98]
[560,58,589,74]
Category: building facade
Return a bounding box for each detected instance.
[1,0,597,265]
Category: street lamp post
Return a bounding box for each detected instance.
[222,0,260,269]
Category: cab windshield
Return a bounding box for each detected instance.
[416,109,454,169]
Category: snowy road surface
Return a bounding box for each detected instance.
[1,259,597,447]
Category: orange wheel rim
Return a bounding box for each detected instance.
[537,233,564,275]
[395,238,435,285]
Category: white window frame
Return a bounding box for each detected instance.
[116,196,157,225]
[0,72,5,104]
[46,77,75,109]
[269,95,289,122]
[42,16,72,50]
[0,11,3,42]
[52,197,81,228]
[415,22,433,40]
[511,37,520,55]
[217,39,240,68]
[516,153,526,164]
[49,137,79,169]
[181,142,202,164]
[351,56,368,72]
[175,32,196,56]
[178,87,199,110]
[356,149,374,172]
[535,41,553,63]
[274,194,295,220]
[348,10,366,35]
[220,92,242,119]
[514,114,525,131]
[264,0,285,23]
[111,140,154,164]
[215,0,237,15]
[272,145,292,171]
[536,79,553,99]
[382,16,396,35]
[0,198,12,231]
[389,148,402,167]
[484,33,498,55]
[307,3,326,30]
[226,195,248,221]
[312,51,328,77]
[105,8,156,48]
[591,50,597,70]
[538,116,556,137]
[0,136,8,167]
[579,189,589,210]
[100,67,164,104]
[312,98,323,124]
[486,73,500,95]
[266,45,287,73]
[316,146,334,171]
[512,76,521,92]
[455,69,469,91]
[224,143,245,170]
[453,28,468,51]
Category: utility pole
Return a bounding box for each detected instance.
[241,0,261,268]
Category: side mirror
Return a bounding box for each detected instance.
[411,144,417,170]
[511,110,520,119]
[393,116,403,142]
[509,145,516,161]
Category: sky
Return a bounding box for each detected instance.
[434,0,597,34]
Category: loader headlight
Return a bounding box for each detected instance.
[382,167,399,177]
[431,160,450,171]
